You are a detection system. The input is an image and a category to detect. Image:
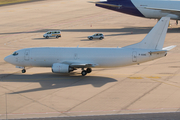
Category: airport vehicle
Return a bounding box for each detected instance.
[95,0,180,23]
[88,33,104,40]
[43,31,61,39]
[4,17,175,76]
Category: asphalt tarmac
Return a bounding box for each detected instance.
[0,0,180,119]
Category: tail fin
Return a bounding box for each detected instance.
[123,17,170,50]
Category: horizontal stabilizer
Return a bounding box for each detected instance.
[88,1,122,8]
[149,50,167,55]
[162,45,176,51]
[149,45,176,55]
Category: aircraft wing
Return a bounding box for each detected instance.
[70,63,98,68]
[145,7,180,13]
[62,61,98,68]
[88,1,122,8]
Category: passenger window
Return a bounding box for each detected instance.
[12,52,18,56]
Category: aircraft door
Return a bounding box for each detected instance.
[24,50,30,61]
[132,51,137,62]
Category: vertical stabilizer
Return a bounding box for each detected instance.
[123,17,170,50]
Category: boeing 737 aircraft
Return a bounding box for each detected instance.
[4,17,175,76]
[95,0,180,22]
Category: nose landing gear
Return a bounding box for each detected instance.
[81,68,92,76]
[16,66,26,73]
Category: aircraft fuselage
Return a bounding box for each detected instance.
[96,0,180,20]
[4,47,166,68]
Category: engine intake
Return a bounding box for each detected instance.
[52,63,69,73]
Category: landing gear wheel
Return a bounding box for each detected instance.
[81,70,87,76]
[22,69,26,73]
[86,68,92,73]
[46,36,49,39]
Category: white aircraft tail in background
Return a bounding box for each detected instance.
[4,17,175,76]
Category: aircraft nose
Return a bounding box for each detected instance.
[4,55,12,63]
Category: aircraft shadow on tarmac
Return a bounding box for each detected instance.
[1,27,180,36]
[0,73,117,94]
[1,28,180,41]
[61,27,180,36]
[62,28,152,36]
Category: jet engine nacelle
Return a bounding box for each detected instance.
[52,63,69,73]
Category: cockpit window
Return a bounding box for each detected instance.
[12,52,18,56]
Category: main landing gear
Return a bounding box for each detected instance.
[22,69,26,73]
[81,68,92,76]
